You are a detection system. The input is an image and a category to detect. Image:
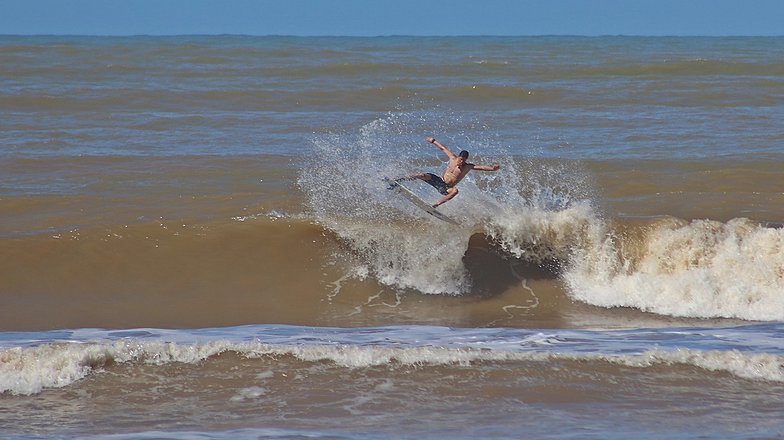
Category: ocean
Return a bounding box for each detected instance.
[1,35,783,439]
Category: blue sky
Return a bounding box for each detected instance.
[1,0,782,36]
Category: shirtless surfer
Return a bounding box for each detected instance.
[394,137,501,208]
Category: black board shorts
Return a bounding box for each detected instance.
[424,173,450,195]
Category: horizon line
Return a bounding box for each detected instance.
[2,33,783,38]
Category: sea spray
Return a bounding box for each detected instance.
[299,113,597,295]
[302,115,466,294]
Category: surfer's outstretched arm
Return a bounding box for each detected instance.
[472,164,501,171]
[426,137,457,159]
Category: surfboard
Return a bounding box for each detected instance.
[385,179,460,225]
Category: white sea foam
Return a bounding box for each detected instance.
[230,386,267,401]
[0,340,230,395]
[620,348,784,382]
[480,166,784,322]
[3,324,783,395]
[564,217,784,321]
[3,342,782,396]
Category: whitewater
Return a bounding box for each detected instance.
[3,323,784,396]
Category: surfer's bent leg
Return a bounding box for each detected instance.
[396,173,455,207]
[432,186,458,208]
[418,173,449,194]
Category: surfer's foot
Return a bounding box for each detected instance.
[383,177,399,189]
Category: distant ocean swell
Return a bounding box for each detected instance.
[4,38,784,77]
[2,82,779,112]
[3,37,783,114]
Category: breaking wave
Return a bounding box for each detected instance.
[2,324,783,395]
[299,114,784,321]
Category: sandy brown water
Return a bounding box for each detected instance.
[2,35,783,440]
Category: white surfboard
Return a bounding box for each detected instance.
[386,179,460,225]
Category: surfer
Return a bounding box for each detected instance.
[395,137,501,208]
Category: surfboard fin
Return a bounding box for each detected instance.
[383,177,399,190]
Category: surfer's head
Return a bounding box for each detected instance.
[459,150,469,159]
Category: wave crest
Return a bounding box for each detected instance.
[565,217,784,321]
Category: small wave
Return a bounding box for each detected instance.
[429,84,562,106]
[581,59,784,77]
[3,323,783,395]
[83,428,361,440]
[0,340,231,395]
